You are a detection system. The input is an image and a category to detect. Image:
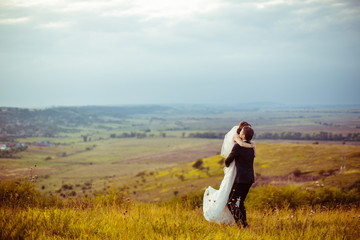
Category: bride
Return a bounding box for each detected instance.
[203,121,255,225]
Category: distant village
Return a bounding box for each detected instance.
[0,121,64,139]
[0,122,55,139]
[0,107,81,158]
[0,141,55,158]
[0,107,94,141]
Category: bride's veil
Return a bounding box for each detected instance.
[221,126,238,158]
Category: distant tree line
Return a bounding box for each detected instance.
[255,131,360,141]
[187,131,360,141]
[187,132,225,139]
[110,132,146,139]
[109,132,166,139]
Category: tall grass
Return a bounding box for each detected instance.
[1,201,359,239]
[1,179,360,239]
[247,185,360,210]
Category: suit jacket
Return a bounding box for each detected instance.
[225,142,255,184]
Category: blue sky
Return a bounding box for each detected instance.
[1,0,359,108]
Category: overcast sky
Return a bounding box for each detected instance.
[1,0,359,108]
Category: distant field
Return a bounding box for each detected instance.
[0,106,359,200]
[0,137,222,194]
[1,136,360,201]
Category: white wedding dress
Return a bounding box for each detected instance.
[203,126,237,225]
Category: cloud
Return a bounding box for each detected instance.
[56,0,124,13]
[255,0,290,9]
[0,17,29,24]
[0,0,359,107]
[37,21,71,29]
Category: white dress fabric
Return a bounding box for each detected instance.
[203,126,238,225]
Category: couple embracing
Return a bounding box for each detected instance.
[203,121,255,228]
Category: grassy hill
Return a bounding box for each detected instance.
[1,136,359,202]
[1,178,359,239]
[1,141,360,239]
[104,142,360,203]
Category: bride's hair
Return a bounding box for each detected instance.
[237,121,251,134]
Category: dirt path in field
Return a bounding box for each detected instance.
[112,143,222,165]
[0,166,54,180]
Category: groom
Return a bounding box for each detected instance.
[225,126,255,228]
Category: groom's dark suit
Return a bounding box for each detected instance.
[225,141,254,227]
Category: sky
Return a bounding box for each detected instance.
[0,0,359,108]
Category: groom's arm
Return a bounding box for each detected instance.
[233,134,255,148]
[225,144,241,167]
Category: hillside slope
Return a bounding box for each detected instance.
[124,143,360,202]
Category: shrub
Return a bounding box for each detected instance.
[136,171,146,177]
[178,174,185,181]
[62,184,73,190]
[0,179,63,208]
[164,190,204,210]
[293,169,302,177]
[0,179,38,208]
[93,187,131,207]
[192,159,203,169]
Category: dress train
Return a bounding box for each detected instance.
[203,126,237,224]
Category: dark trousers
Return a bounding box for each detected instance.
[227,182,252,227]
